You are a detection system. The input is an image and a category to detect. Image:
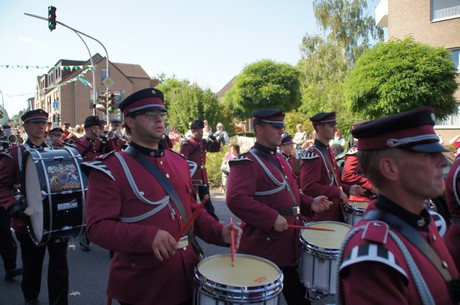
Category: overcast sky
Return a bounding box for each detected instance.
[0,0,379,116]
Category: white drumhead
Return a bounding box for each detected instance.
[301,221,351,249]
[197,254,280,287]
[348,201,369,209]
[25,154,44,241]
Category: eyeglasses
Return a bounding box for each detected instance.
[141,111,167,120]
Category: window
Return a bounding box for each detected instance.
[451,49,460,71]
[101,68,107,82]
[431,0,460,21]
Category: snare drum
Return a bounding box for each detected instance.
[299,221,351,300]
[23,147,86,245]
[344,201,369,226]
[194,254,283,305]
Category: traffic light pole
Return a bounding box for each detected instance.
[24,12,111,116]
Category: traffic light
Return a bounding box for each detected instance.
[48,6,57,31]
[107,93,115,113]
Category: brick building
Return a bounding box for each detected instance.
[33,53,158,127]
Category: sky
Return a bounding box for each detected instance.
[0,0,379,117]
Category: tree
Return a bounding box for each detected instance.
[157,79,233,135]
[313,0,384,64]
[297,0,383,137]
[224,60,301,119]
[344,37,459,120]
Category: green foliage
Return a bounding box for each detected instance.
[313,0,384,64]
[157,79,234,135]
[284,111,313,138]
[205,149,227,188]
[344,37,459,120]
[224,60,301,119]
[298,38,362,137]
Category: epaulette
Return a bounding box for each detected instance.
[229,154,252,163]
[167,149,186,160]
[300,151,319,160]
[429,210,447,237]
[361,221,389,244]
[80,160,115,181]
[340,243,408,280]
[345,146,358,155]
[96,150,117,160]
[0,149,13,159]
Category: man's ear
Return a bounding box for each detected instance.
[124,116,135,129]
[379,157,400,182]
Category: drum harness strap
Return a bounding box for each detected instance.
[122,146,204,255]
[250,148,300,216]
[113,152,171,223]
[312,146,340,187]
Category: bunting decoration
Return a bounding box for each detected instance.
[39,67,94,93]
[5,67,95,98]
[0,64,95,71]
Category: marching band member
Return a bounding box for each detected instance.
[300,112,363,222]
[75,116,116,162]
[180,120,219,221]
[341,120,378,201]
[83,88,241,305]
[338,108,459,305]
[0,109,69,305]
[444,149,460,271]
[107,119,126,151]
[49,127,65,149]
[226,108,332,305]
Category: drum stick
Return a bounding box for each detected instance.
[175,195,209,242]
[230,217,235,267]
[287,224,335,232]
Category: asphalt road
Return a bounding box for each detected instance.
[0,190,335,305]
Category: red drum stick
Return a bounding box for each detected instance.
[287,224,335,232]
[230,217,235,267]
[175,195,209,242]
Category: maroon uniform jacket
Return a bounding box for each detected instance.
[180,137,208,185]
[83,144,226,305]
[444,155,460,271]
[75,136,115,162]
[341,146,375,201]
[339,197,459,305]
[226,143,314,268]
[300,139,351,221]
[0,141,48,233]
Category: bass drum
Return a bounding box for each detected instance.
[22,147,87,245]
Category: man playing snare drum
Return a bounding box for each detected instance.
[0,109,69,305]
[83,88,241,305]
[226,108,332,305]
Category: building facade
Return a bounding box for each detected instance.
[33,53,158,127]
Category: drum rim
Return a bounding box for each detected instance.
[299,221,351,256]
[194,253,283,302]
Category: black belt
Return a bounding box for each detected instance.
[277,206,300,216]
